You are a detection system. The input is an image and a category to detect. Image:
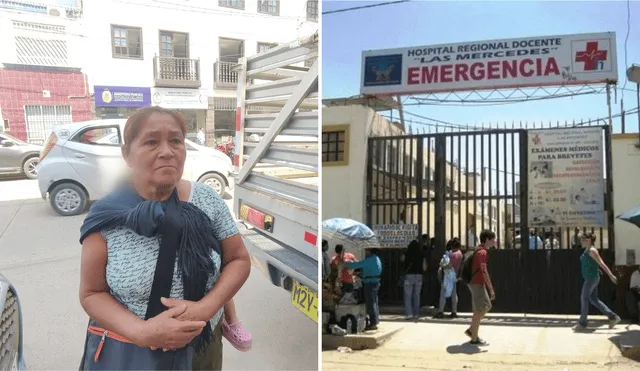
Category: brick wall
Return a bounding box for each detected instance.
[0,68,91,140]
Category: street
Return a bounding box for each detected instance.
[323,316,640,370]
[0,178,318,370]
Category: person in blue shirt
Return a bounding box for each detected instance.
[528,231,543,250]
[345,248,382,330]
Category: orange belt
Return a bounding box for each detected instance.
[87,325,133,362]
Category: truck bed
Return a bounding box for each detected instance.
[233,32,319,298]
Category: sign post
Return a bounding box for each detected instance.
[526,127,605,227]
[361,32,617,95]
[372,224,420,248]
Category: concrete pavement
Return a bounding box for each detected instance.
[323,315,640,370]
[0,178,318,370]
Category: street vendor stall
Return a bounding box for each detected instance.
[322,218,380,335]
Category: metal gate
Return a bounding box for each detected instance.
[24,105,71,145]
[365,123,615,314]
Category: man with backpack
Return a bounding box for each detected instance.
[460,229,496,346]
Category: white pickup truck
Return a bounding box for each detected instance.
[233,32,319,322]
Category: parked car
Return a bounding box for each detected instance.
[0,133,42,179]
[0,273,25,371]
[37,119,234,216]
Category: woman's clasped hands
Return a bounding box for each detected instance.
[136,297,213,352]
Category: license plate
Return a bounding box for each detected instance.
[291,280,318,322]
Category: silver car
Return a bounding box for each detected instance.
[37,119,235,216]
[0,133,41,179]
[0,273,26,371]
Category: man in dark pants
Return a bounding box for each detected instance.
[322,240,331,282]
[345,248,383,331]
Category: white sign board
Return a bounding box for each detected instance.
[361,32,617,95]
[151,88,208,109]
[527,127,605,227]
[373,224,420,248]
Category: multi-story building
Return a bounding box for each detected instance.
[0,0,89,143]
[82,0,319,144]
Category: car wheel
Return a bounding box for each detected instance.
[49,183,88,216]
[198,173,226,196]
[22,156,39,179]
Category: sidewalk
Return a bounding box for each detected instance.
[322,314,640,370]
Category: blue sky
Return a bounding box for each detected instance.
[322,0,640,134]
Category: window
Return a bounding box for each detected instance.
[257,42,277,54]
[257,0,279,15]
[219,37,244,63]
[2,119,8,132]
[24,105,71,145]
[71,126,121,146]
[111,25,143,59]
[322,125,349,166]
[219,0,244,9]
[159,31,189,58]
[306,1,318,21]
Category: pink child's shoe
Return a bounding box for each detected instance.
[222,320,252,352]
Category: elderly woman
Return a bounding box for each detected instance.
[78,107,251,370]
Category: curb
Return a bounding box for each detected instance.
[322,325,404,351]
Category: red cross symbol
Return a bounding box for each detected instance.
[532,134,541,145]
[575,41,608,71]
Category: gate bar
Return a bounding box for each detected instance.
[457,134,463,243]
[519,130,530,251]
[417,138,424,237]
[435,136,447,251]
[604,125,615,255]
[365,140,373,226]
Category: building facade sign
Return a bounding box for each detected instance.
[151,88,208,109]
[361,32,617,95]
[527,127,605,228]
[94,86,151,108]
[373,224,420,248]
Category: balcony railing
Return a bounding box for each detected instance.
[213,59,239,89]
[153,56,201,88]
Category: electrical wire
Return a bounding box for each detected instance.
[382,105,639,132]
[622,0,631,92]
[407,91,604,107]
[406,86,640,107]
[322,0,409,15]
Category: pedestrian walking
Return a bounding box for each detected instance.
[460,229,496,346]
[197,127,206,145]
[434,238,462,319]
[345,248,382,331]
[400,240,427,320]
[572,232,620,331]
